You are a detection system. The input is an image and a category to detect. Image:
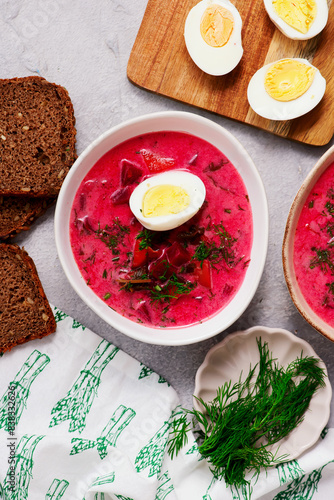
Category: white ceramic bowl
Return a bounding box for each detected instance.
[283,145,334,342]
[55,111,268,345]
[194,326,332,460]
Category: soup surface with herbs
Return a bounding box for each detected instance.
[294,161,334,327]
[70,131,253,328]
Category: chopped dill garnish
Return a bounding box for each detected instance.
[150,273,195,303]
[192,222,240,269]
[83,250,96,264]
[213,222,236,247]
[136,228,155,250]
[323,281,334,306]
[167,338,326,487]
[310,247,334,273]
[325,201,334,216]
[95,218,129,253]
[326,222,334,239]
[156,260,173,282]
[192,241,213,266]
[326,281,334,295]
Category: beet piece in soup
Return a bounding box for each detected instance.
[70,131,253,328]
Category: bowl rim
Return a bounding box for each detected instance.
[282,144,334,342]
[55,110,269,346]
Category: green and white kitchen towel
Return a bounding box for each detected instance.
[0,305,334,500]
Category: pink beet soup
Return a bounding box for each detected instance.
[294,162,334,328]
[70,131,253,328]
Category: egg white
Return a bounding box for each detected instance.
[129,170,206,231]
[263,0,328,40]
[247,58,326,121]
[184,0,243,76]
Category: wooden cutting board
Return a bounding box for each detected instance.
[127,0,334,146]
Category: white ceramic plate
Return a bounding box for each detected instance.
[55,111,268,346]
[194,326,332,460]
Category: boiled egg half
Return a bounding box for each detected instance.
[129,170,206,231]
[184,0,243,76]
[247,58,326,121]
[263,0,328,40]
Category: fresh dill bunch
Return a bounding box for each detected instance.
[167,338,326,487]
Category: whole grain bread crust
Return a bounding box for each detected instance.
[0,243,57,353]
[0,76,77,197]
[0,195,55,240]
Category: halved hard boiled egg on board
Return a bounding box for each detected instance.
[129,170,206,231]
[184,0,243,76]
[247,58,326,121]
[263,0,328,40]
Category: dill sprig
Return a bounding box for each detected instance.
[192,222,240,269]
[136,228,155,250]
[325,201,334,216]
[192,241,214,266]
[150,273,195,303]
[95,218,130,253]
[167,414,190,460]
[167,338,326,487]
[310,247,334,273]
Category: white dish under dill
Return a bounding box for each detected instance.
[194,326,332,461]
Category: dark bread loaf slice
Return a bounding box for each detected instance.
[0,195,55,240]
[0,76,77,197]
[0,243,56,353]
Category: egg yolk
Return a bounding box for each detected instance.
[273,0,317,34]
[142,185,190,218]
[264,59,316,102]
[200,4,234,47]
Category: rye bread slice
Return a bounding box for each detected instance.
[0,244,56,353]
[0,76,77,197]
[0,195,55,240]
